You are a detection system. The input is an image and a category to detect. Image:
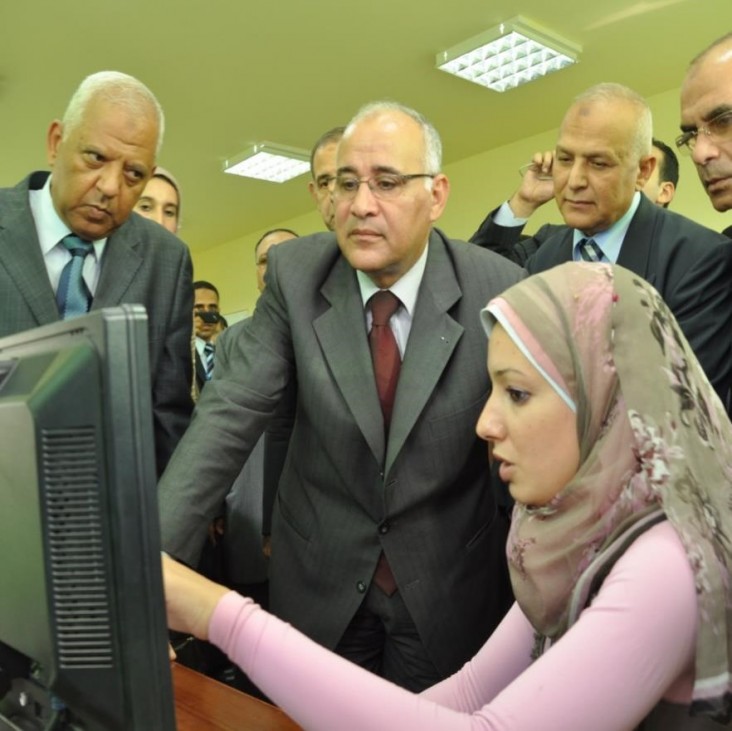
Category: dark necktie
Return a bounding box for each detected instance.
[578,237,604,262]
[203,341,215,380]
[367,290,401,596]
[56,234,94,320]
[368,290,402,429]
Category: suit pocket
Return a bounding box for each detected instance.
[426,389,490,472]
[276,490,314,544]
[427,388,489,442]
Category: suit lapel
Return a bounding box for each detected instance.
[314,256,385,464]
[556,229,574,263]
[386,231,463,474]
[616,195,655,281]
[0,177,61,325]
[92,225,143,308]
[314,232,464,472]
[529,227,573,272]
[0,176,146,320]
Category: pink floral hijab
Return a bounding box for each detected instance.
[482,262,732,721]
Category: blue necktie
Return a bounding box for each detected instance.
[203,342,215,380]
[56,235,93,319]
[578,237,604,262]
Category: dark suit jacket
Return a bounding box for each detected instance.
[159,229,522,677]
[473,195,732,401]
[469,206,565,266]
[194,348,208,394]
[0,172,194,475]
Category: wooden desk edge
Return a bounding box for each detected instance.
[172,662,303,731]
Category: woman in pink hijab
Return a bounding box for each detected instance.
[164,262,732,730]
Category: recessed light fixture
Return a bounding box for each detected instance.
[436,16,580,93]
[223,142,310,183]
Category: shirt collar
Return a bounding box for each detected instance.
[195,336,211,356]
[356,240,429,315]
[30,174,108,257]
[572,191,641,264]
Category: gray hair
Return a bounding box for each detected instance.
[61,71,165,155]
[344,100,443,176]
[570,83,652,160]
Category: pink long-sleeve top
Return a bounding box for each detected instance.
[209,521,697,731]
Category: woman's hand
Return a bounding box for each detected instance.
[161,553,229,640]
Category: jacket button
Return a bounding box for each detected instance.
[378,523,390,535]
[356,581,366,593]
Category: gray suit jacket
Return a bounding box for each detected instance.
[159,229,522,676]
[217,320,271,586]
[0,172,194,475]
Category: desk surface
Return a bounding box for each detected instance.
[173,663,303,731]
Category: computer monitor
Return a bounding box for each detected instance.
[0,306,175,731]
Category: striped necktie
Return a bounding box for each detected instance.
[578,237,604,262]
[56,234,93,319]
[203,341,215,380]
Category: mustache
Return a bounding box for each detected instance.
[699,166,732,184]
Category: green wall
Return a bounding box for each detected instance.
[193,86,727,320]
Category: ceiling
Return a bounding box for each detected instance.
[2,0,730,254]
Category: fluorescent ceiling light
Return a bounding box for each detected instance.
[224,142,310,183]
[436,16,580,93]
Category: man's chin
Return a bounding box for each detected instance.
[709,190,732,212]
[70,216,117,241]
[560,214,600,236]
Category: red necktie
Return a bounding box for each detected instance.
[368,290,401,596]
[368,290,402,430]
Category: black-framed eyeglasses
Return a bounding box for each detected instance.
[333,172,435,200]
[676,109,732,154]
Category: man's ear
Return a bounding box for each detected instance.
[636,154,655,191]
[308,180,317,204]
[47,120,64,167]
[656,181,676,208]
[429,173,450,222]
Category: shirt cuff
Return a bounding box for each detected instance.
[494,201,529,227]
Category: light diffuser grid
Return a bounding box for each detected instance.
[436,18,579,93]
[224,144,310,183]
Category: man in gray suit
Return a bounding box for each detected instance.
[159,101,521,691]
[0,71,193,475]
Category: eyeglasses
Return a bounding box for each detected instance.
[675,109,732,154]
[333,173,435,200]
[518,162,553,181]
